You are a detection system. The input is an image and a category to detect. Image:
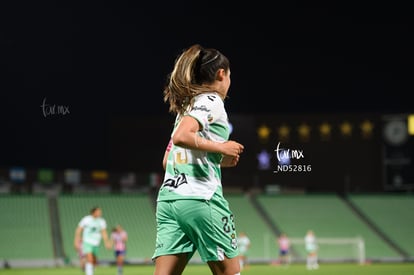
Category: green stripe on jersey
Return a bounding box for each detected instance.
[209,122,230,140]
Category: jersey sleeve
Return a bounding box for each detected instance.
[101,219,107,229]
[78,216,88,227]
[187,93,224,131]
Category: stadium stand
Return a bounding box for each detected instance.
[348,194,414,259]
[0,195,54,264]
[1,192,414,268]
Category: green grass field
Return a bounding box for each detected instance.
[1,263,414,275]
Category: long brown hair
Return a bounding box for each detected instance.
[163,44,230,115]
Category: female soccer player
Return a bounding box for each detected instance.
[74,206,111,275]
[153,44,244,275]
[305,230,319,270]
[111,224,128,275]
[237,232,251,270]
[277,233,290,265]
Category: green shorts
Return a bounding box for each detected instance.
[153,192,239,262]
[82,242,100,256]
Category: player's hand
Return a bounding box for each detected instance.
[221,154,240,167]
[220,140,244,157]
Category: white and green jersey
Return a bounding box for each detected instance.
[305,234,317,252]
[237,235,251,254]
[158,92,230,201]
[79,215,107,246]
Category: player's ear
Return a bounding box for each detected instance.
[216,68,225,81]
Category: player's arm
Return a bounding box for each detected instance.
[74,226,83,250]
[173,115,243,157]
[109,232,115,248]
[162,139,173,170]
[102,229,111,249]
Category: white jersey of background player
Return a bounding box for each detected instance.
[237,232,251,270]
[305,230,319,269]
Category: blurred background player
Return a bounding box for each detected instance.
[305,230,319,270]
[237,231,251,270]
[111,224,128,275]
[277,232,290,266]
[74,206,112,275]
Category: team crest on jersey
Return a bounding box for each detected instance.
[207,114,213,123]
[231,233,238,249]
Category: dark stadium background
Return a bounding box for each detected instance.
[1,1,412,193]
